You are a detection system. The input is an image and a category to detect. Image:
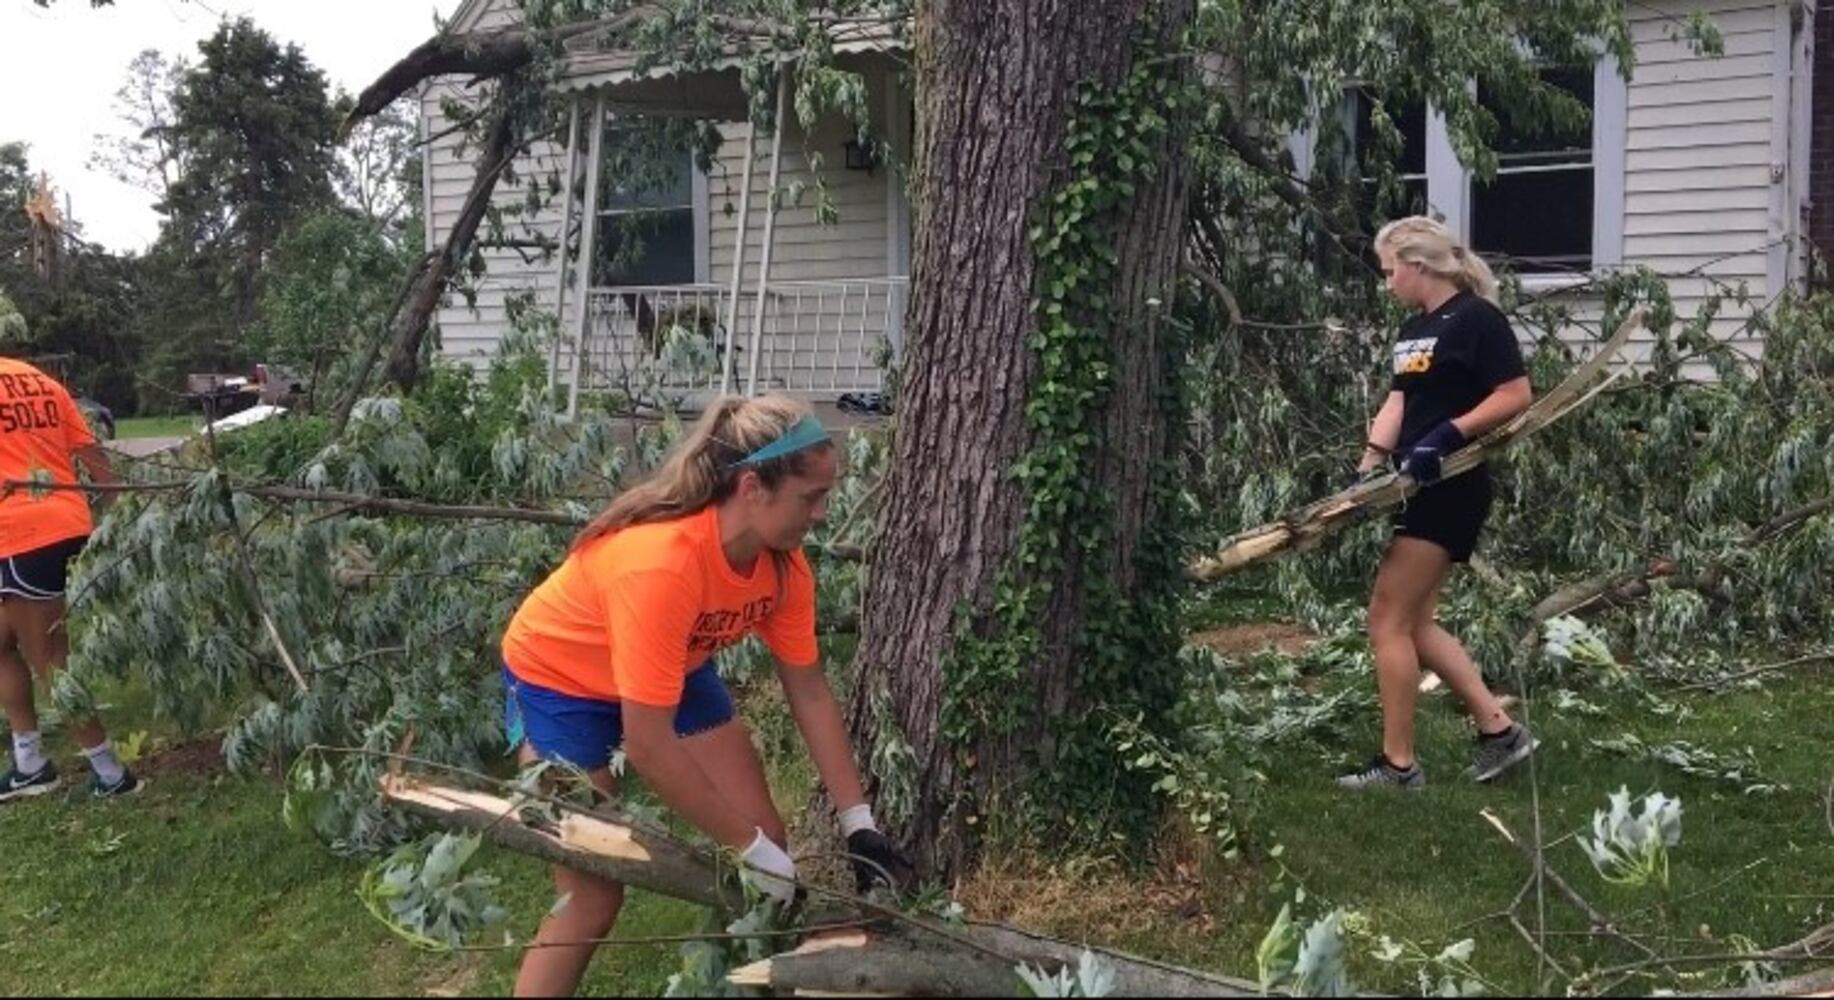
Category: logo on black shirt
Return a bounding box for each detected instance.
[1394,337,1437,375]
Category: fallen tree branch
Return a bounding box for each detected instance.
[381,774,746,912]
[1606,921,1834,995]
[1527,494,1834,628]
[386,775,1275,997]
[345,28,536,131]
[3,479,588,528]
[729,928,1026,996]
[380,92,520,397]
[1692,965,1834,998]
[1672,650,1834,693]
[197,421,311,697]
[1480,809,1663,966]
[1180,260,1342,334]
[343,18,631,132]
[1192,309,1645,581]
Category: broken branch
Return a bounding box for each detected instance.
[384,773,1283,997]
[1192,309,1645,580]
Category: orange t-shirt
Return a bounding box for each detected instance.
[502,505,820,706]
[0,359,97,559]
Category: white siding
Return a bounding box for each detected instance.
[422,0,1803,381]
[705,62,897,290]
[1615,0,1785,360]
[698,60,905,393]
[421,0,571,372]
[421,0,909,383]
[452,0,521,33]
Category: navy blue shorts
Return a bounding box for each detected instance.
[0,535,88,600]
[501,662,735,770]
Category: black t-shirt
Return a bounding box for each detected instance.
[1390,291,1527,449]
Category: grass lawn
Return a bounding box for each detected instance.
[114,415,201,440]
[0,677,702,998]
[0,761,703,996]
[964,659,1834,996]
[3,645,1829,995]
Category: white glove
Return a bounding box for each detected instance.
[739,829,798,905]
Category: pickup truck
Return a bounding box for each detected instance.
[184,364,306,421]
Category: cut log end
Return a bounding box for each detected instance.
[558,813,654,863]
[381,773,520,819]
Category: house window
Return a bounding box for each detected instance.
[1470,67,1595,273]
[593,124,697,286]
[1345,90,1430,227]
[1309,59,1621,280]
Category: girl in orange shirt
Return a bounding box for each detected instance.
[500,394,910,996]
[0,356,139,802]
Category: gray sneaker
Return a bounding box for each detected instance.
[1471,724,1538,783]
[1337,755,1426,791]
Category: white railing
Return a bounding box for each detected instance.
[569,278,907,400]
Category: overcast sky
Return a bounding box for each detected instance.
[0,0,463,253]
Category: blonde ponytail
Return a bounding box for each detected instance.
[572,394,831,550]
[1375,216,1498,305]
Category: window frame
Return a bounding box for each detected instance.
[1297,55,1627,291]
[589,122,712,289]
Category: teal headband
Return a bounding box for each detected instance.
[731,414,829,469]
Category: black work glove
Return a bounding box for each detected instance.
[846,828,915,895]
[1402,421,1467,484]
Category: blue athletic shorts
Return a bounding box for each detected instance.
[501,662,735,770]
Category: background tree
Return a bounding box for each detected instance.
[139,18,341,407]
[334,99,421,245]
[0,142,145,411]
[88,48,187,207]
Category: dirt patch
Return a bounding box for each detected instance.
[132,735,226,778]
[956,828,1257,950]
[420,955,484,997]
[1186,622,1317,658]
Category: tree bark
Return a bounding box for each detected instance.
[343,30,533,134]
[329,91,523,425]
[730,924,1266,997]
[845,0,1195,876]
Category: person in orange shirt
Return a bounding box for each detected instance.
[501,394,911,997]
[0,357,140,802]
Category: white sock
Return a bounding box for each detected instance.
[82,743,125,786]
[838,803,877,837]
[11,731,47,774]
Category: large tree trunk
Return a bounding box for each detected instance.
[847,0,1195,876]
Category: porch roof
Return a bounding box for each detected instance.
[552,16,905,119]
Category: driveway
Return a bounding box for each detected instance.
[106,436,187,459]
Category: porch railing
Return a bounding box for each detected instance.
[567,278,907,400]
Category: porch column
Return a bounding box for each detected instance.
[719,118,761,396]
[745,67,790,397]
[567,93,607,419]
[547,98,582,394]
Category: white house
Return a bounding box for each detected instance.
[422,0,1826,402]
[422,0,910,410]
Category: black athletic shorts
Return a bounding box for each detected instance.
[0,535,89,600]
[1392,464,1493,563]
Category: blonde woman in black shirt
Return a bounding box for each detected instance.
[1338,217,1538,791]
